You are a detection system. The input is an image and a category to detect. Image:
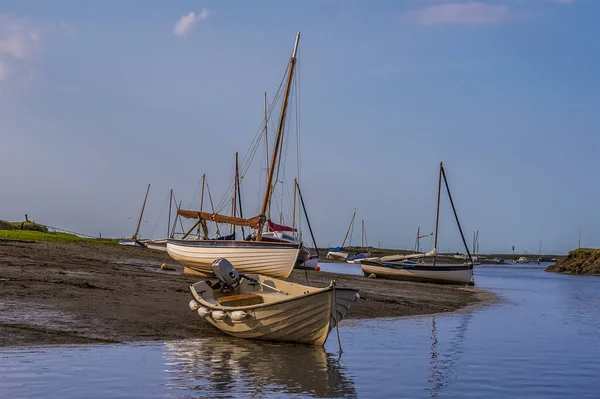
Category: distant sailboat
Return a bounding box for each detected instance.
[327,210,356,261]
[346,220,371,264]
[119,183,150,247]
[145,189,175,252]
[361,162,474,285]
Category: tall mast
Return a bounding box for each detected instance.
[415,226,421,253]
[200,174,205,213]
[232,155,237,235]
[257,32,301,240]
[341,209,356,248]
[167,189,173,239]
[198,174,205,236]
[236,152,245,238]
[432,163,442,267]
[361,220,365,252]
[132,183,150,240]
[292,177,297,233]
[264,92,270,220]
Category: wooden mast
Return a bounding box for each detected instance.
[236,152,245,238]
[432,163,442,267]
[341,209,356,249]
[257,32,300,240]
[132,183,150,240]
[264,92,272,221]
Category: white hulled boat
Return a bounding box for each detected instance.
[360,162,475,286]
[167,33,305,279]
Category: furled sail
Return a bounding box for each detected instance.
[177,209,264,229]
[267,220,297,232]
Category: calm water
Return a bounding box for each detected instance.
[1,264,599,398]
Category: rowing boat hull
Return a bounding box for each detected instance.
[361,261,474,285]
[167,239,300,279]
[118,239,145,247]
[190,277,358,345]
[327,251,349,260]
[145,239,167,252]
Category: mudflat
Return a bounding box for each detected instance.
[0,240,494,347]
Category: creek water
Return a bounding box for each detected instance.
[1,263,599,398]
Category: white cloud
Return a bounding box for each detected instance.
[0,14,40,87]
[0,16,40,59]
[409,2,511,25]
[173,9,210,37]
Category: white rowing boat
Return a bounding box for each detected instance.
[188,258,359,345]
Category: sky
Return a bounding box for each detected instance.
[1,0,598,254]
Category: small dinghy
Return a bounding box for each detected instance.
[188,258,359,345]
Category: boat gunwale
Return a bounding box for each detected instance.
[190,280,358,312]
[168,239,301,249]
[360,260,473,272]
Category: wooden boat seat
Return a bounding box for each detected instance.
[217,293,264,307]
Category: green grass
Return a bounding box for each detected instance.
[0,229,117,245]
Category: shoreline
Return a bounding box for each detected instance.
[0,240,497,348]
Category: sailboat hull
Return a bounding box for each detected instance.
[361,261,474,285]
[167,239,300,279]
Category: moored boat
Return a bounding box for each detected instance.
[188,258,359,345]
[361,260,473,285]
[167,33,306,279]
[360,162,474,285]
[120,183,151,247]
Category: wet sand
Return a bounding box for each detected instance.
[0,240,495,347]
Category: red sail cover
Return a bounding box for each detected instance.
[267,220,297,232]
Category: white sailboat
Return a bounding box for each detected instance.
[167,33,303,280]
[361,162,474,285]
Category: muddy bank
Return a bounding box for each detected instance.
[546,248,600,276]
[0,240,494,347]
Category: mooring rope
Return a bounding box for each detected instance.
[332,281,343,354]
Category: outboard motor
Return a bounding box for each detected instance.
[211,258,241,292]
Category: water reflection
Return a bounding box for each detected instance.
[428,313,471,397]
[162,338,357,398]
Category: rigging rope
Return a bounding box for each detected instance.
[148,191,170,238]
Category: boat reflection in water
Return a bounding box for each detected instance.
[428,313,471,397]
[162,338,357,398]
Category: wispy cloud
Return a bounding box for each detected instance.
[552,0,576,3]
[0,14,40,84]
[173,9,210,37]
[408,2,511,25]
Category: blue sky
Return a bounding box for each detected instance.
[1,0,598,254]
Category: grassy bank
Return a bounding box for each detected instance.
[545,248,600,275]
[0,219,116,245]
